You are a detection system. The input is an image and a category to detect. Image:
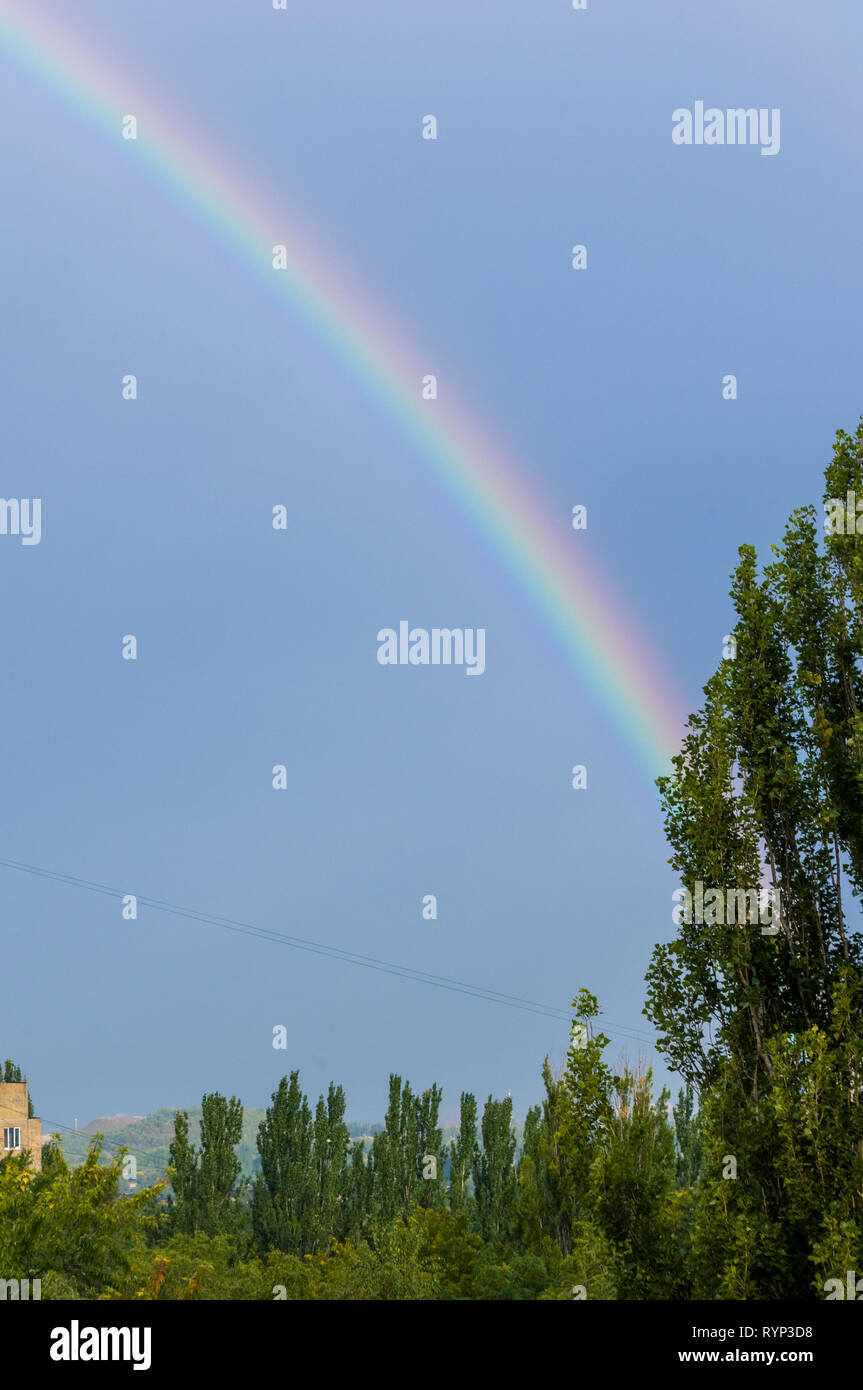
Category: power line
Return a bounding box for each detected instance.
[39,1116,175,1194]
[38,1116,128,1162]
[0,854,657,1046]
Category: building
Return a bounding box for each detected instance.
[0,1081,42,1172]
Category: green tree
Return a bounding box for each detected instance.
[168,1093,245,1237]
[553,990,615,1242]
[343,1137,375,1242]
[593,1064,680,1299]
[370,1075,445,1222]
[645,419,863,1297]
[0,1139,163,1297]
[309,1082,351,1247]
[253,1072,350,1255]
[672,1082,702,1187]
[252,1071,313,1253]
[448,1091,478,1217]
[473,1095,517,1242]
[516,1081,568,1254]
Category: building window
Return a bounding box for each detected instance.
[3,1127,21,1150]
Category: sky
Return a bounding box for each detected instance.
[1,0,862,1130]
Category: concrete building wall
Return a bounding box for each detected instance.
[0,1081,42,1172]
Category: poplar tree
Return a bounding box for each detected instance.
[448,1092,478,1216]
[473,1095,517,1242]
[645,420,863,1296]
[167,1110,197,1233]
[370,1075,445,1220]
[168,1093,245,1236]
[371,1075,418,1221]
[593,1064,679,1299]
[416,1083,446,1211]
[554,991,615,1233]
[516,1070,569,1254]
[343,1136,375,1241]
[253,1072,311,1253]
[309,1083,351,1246]
[672,1083,702,1188]
[195,1092,245,1234]
[253,1072,350,1254]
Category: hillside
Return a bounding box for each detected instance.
[54,1109,387,1191]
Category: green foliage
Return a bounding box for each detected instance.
[57,1106,264,1190]
[368,1074,446,1222]
[535,1222,619,1300]
[645,419,863,1298]
[168,1093,246,1237]
[472,1094,517,1242]
[517,1086,568,1254]
[252,1071,350,1255]
[0,1139,163,1298]
[448,1091,478,1218]
[672,1082,702,1187]
[551,990,615,1240]
[593,1066,681,1299]
[123,1206,616,1301]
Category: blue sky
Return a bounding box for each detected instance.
[1,0,861,1129]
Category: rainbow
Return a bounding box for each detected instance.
[0,0,684,778]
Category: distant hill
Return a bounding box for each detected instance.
[82,1115,145,1134]
[55,1108,265,1191]
[54,1109,387,1191]
[54,1111,511,1192]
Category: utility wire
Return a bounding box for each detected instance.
[37,1116,128,1162]
[0,855,657,1046]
